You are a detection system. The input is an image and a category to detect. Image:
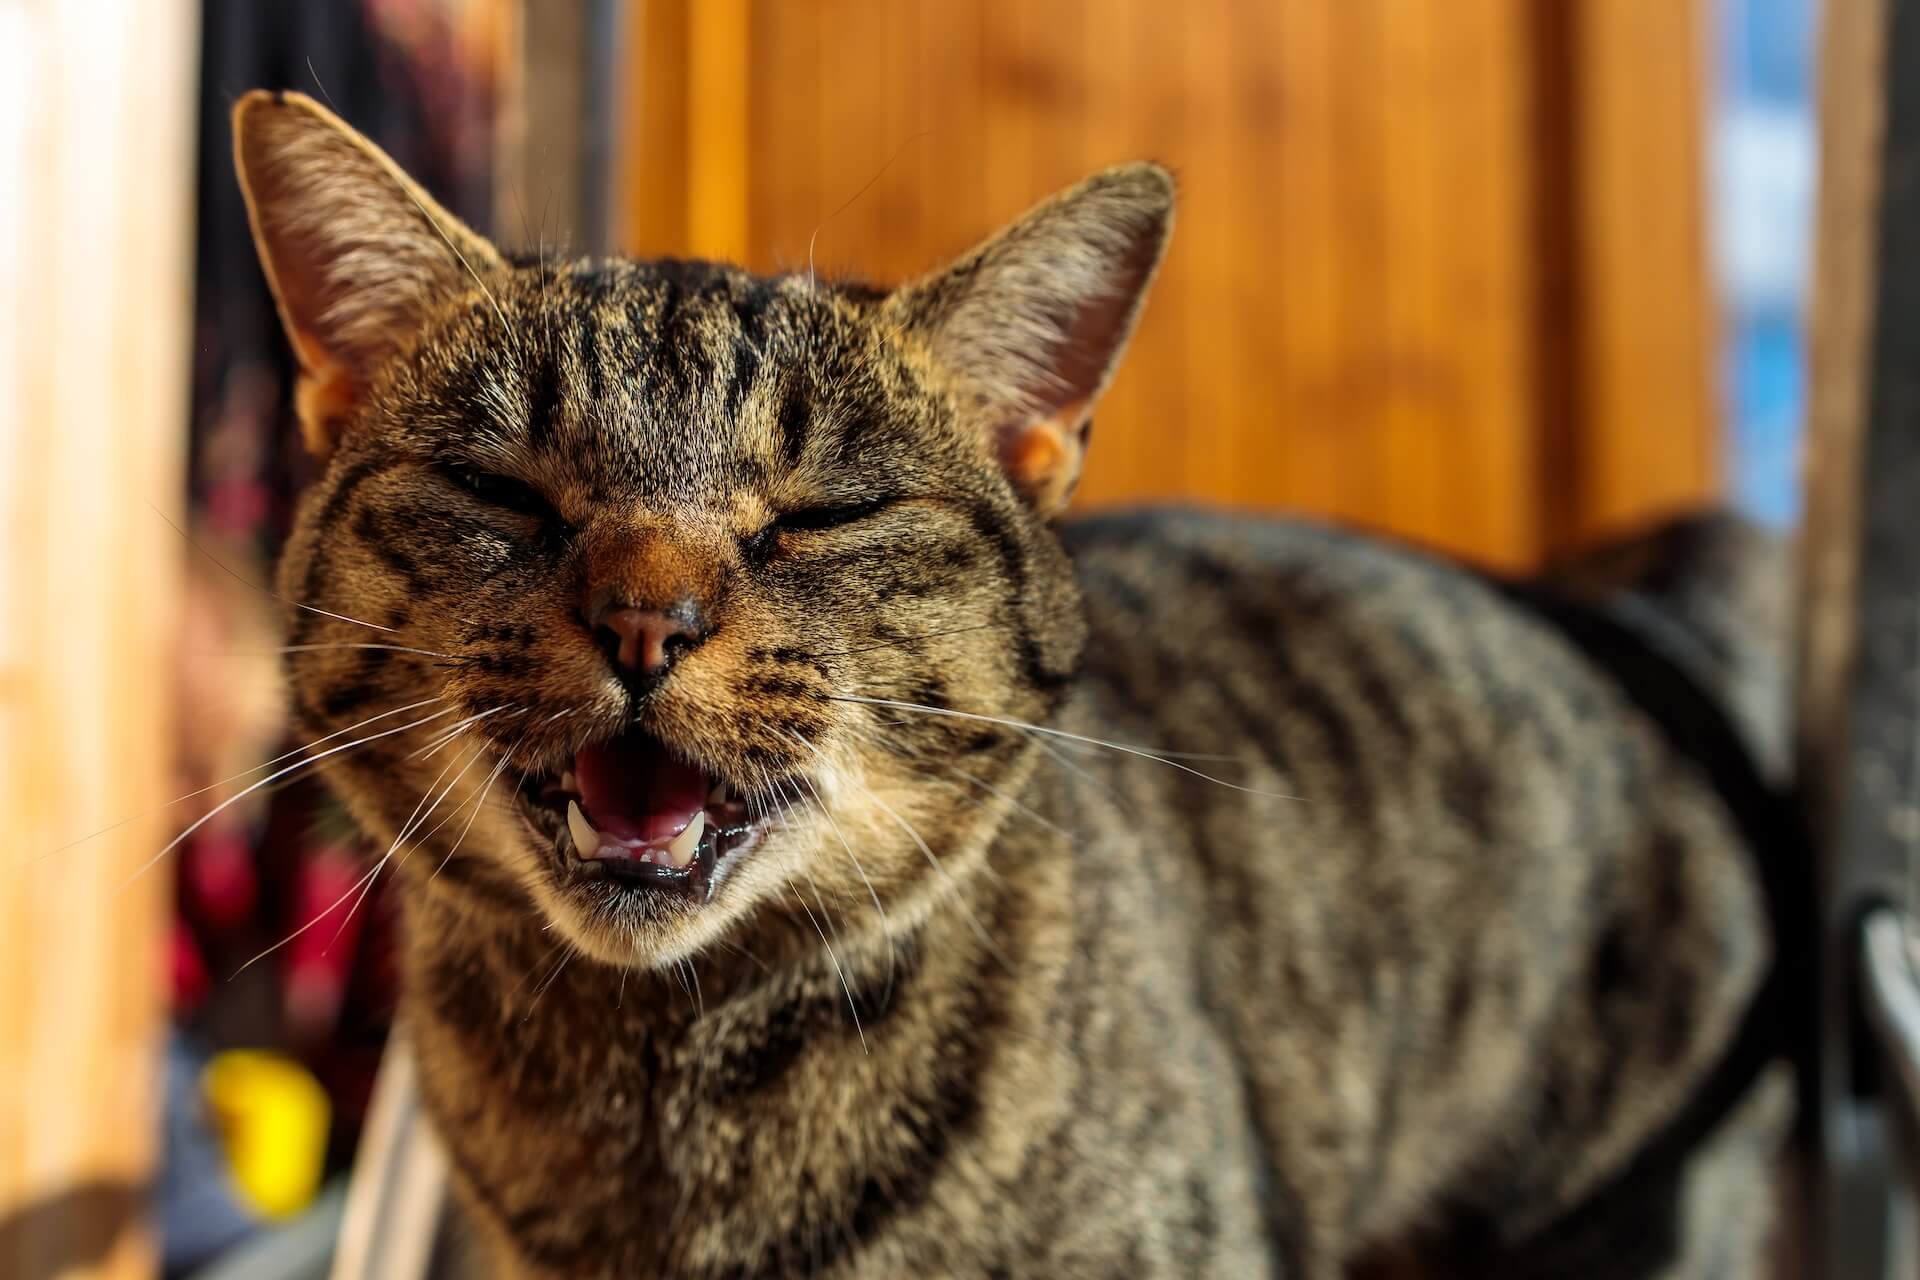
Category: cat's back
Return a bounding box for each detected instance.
[1060,505,1777,801]
[1053,508,1784,1269]
[1059,506,1614,778]
[1055,505,1646,995]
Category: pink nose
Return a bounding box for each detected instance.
[593,606,705,679]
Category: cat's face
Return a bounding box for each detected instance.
[274,263,1087,965]
[235,91,1170,967]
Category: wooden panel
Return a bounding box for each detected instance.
[1798,0,1885,838]
[0,2,196,1277]
[617,0,692,256]
[686,0,751,262]
[620,0,1715,571]
[1558,0,1719,544]
[1389,0,1546,562]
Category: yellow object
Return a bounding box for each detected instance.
[201,1049,332,1219]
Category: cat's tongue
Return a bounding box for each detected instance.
[574,730,708,845]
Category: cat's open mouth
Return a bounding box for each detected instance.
[516,725,774,899]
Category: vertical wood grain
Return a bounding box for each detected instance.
[1082,0,1177,506]
[617,0,691,256]
[1375,0,1439,542]
[746,0,820,274]
[1174,0,1239,504]
[1798,0,1884,836]
[686,0,752,262]
[0,2,195,1277]
[1263,0,1345,521]
[1453,0,1549,564]
[1214,0,1287,513]
[1558,0,1720,545]
[618,0,1716,571]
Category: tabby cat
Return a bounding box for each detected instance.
[232,90,1796,1278]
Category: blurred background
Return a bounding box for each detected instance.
[0,0,1819,1276]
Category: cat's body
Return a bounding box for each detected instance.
[231,92,1794,1278]
[405,512,1788,1279]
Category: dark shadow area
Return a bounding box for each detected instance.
[0,1179,148,1279]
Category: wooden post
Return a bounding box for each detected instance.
[1796,0,1920,1275]
[0,1,196,1277]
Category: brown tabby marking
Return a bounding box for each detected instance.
[234,90,1790,1278]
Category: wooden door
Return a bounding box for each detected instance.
[616,0,1716,572]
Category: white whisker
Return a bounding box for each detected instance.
[783,731,896,992]
[275,642,475,663]
[389,182,518,356]
[854,781,1013,975]
[151,502,397,634]
[317,741,489,957]
[1031,733,1134,815]
[230,857,386,976]
[512,938,571,999]
[945,764,1073,838]
[829,693,1302,800]
[527,943,579,1016]
[685,957,707,1020]
[35,697,445,863]
[431,734,526,882]
[390,742,493,873]
[785,874,867,1055]
[116,705,456,891]
[410,704,520,761]
[233,737,481,975]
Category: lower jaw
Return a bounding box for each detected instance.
[520,803,765,905]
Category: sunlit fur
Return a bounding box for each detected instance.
[274,247,1099,969]
[238,91,1793,1279]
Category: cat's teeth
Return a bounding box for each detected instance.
[566,800,602,858]
[560,770,579,794]
[664,811,705,868]
[708,780,729,804]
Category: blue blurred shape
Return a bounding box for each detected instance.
[1713,0,1816,527]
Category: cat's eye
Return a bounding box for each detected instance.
[769,498,896,534]
[443,465,559,523]
[745,497,896,560]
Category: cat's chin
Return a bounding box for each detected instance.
[515,779,763,902]
[507,791,782,969]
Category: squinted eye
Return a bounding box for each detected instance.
[746,497,897,560]
[444,466,560,523]
[768,497,896,535]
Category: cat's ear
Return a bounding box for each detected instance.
[231,90,505,456]
[885,163,1173,515]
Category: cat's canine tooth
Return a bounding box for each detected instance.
[665,811,706,867]
[560,770,579,794]
[566,800,602,858]
[708,780,729,804]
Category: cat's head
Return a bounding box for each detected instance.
[234,90,1171,967]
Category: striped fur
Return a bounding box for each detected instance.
[236,92,1790,1278]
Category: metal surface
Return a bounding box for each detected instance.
[1859,910,1920,1279]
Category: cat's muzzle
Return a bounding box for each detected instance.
[515,724,780,900]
